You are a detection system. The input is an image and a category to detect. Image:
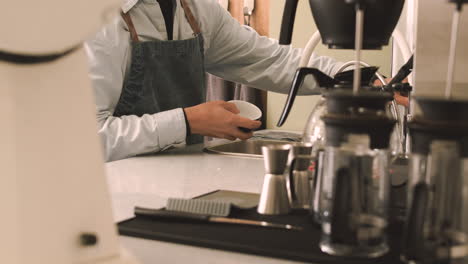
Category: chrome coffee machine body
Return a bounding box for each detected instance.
[403,98,468,264]
[402,1,468,263]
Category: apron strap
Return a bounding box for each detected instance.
[121,12,140,42]
[121,1,200,41]
[180,0,202,35]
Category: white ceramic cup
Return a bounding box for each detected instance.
[228,100,262,132]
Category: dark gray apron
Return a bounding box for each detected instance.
[114,0,204,144]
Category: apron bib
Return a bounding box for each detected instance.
[114,0,205,144]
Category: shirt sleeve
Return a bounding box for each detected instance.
[84,19,187,162]
[203,2,343,95]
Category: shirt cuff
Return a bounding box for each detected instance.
[154,108,187,147]
[182,108,192,136]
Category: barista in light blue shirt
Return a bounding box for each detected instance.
[85,0,343,162]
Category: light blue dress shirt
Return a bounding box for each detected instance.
[85,0,343,161]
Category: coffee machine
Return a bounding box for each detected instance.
[402,1,468,263]
[278,0,404,257]
[276,0,468,261]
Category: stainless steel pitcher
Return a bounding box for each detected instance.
[286,142,315,209]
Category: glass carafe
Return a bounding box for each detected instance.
[403,140,468,264]
[303,96,327,152]
[319,135,391,258]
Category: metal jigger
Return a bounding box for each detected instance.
[257,144,291,215]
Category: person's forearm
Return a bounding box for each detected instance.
[204,13,343,96]
[97,109,186,162]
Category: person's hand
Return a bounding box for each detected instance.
[373,77,391,87]
[374,77,409,107]
[184,101,262,140]
[393,92,409,107]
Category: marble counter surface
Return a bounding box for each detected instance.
[105,142,309,264]
[106,143,266,222]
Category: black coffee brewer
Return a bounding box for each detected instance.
[277,0,404,258]
[279,0,404,48]
[277,0,405,126]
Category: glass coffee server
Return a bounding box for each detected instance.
[317,90,396,257]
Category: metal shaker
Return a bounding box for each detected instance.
[257,144,291,215]
[286,142,315,209]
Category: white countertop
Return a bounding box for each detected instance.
[105,142,309,264]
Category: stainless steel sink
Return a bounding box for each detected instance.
[203,130,302,158]
[204,139,294,158]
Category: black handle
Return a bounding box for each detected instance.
[288,158,298,202]
[80,233,98,247]
[386,55,413,88]
[330,168,356,244]
[390,83,413,96]
[277,68,335,127]
[403,182,429,261]
[135,207,211,222]
[279,0,299,45]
